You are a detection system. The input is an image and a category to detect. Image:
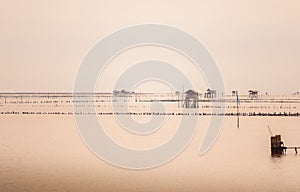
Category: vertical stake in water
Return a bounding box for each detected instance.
[181,85,185,108]
[177,92,180,108]
[236,90,240,128]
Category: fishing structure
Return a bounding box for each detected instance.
[269,126,299,155]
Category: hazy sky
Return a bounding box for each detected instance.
[0,0,299,94]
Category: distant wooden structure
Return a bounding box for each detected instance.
[113,90,134,97]
[204,89,216,99]
[249,90,258,99]
[271,135,286,155]
[182,90,199,108]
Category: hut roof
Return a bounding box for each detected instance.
[185,89,198,94]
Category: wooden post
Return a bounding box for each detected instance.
[236,90,240,128]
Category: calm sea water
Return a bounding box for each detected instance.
[1,94,300,191]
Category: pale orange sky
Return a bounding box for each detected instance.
[0,0,299,94]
